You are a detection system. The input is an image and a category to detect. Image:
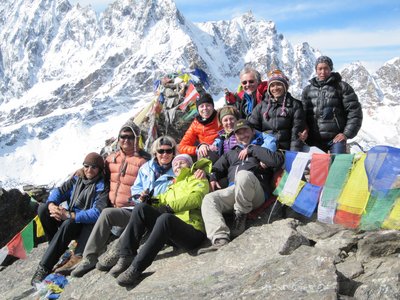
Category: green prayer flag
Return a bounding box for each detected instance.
[21,221,34,254]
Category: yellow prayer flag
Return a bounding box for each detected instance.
[34,215,44,238]
[382,198,400,230]
[337,154,370,215]
[278,180,305,206]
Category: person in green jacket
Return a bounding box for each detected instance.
[108,154,211,287]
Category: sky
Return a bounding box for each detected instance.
[69,0,400,72]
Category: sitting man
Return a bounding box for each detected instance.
[31,152,109,286]
[71,120,150,277]
[199,119,284,253]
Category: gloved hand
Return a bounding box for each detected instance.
[157,205,174,214]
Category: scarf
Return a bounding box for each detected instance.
[69,174,102,211]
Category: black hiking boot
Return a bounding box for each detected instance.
[109,255,134,278]
[116,265,142,287]
[31,265,50,287]
[231,212,247,238]
[96,246,119,272]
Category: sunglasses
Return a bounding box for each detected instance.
[157,148,174,155]
[241,80,255,85]
[83,164,99,170]
[119,135,136,141]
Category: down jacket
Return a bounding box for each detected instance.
[131,158,175,198]
[105,150,149,208]
[211,141,284,196]
[301,72,363,144]
[178,113,222,156]
[154,158,212,232]
[248,92,305,151]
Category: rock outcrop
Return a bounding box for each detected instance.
[1,214,399,299]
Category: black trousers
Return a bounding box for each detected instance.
[119,203,205,272]
[38,203,94,270]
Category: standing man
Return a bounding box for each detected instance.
[225,67,268,119]
[301,56,363,153]
[199,119,284,252]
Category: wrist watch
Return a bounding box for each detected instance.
[66,211,71,219]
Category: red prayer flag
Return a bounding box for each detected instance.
[334,209,361,229]
[7,233,27,259]
[179,83,199,110]
[310,153,331,186]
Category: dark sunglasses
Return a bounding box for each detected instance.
[157,148,174,155]
[119,135,136,141]
[83,164,98,170]
[241,80,255,85]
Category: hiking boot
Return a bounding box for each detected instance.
[109,255,135,278]
[54,254,82,275]
[231,212,247,238]
[96,247,119,272]
[71,255,98,278]
[116,265,141,287]
[197,238,229,255]
[31,265,50,287]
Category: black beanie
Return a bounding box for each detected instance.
[196,93,214,108]
[83,152,105,171]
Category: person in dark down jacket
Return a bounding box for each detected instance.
[198,119,284,253]
[110,155,211,287]
[248,69,306,151]
[301,56,363,153]
[225,66,268,119]
[31,152,109,286]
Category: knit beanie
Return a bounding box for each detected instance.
[172,154,193,168]
[218,106,240,123]
[267,70,289,96]
[196,93,214,108]
[315,56,333,70]
[83,152,105,171]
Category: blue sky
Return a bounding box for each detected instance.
[69,0,400,72]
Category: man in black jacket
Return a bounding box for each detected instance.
[199,119,284,252]
[301,56,363,153]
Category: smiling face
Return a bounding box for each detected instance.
[235,127,254,146]
[269,82,285,98]
[156,145,174,166]
[118,129,137,155]
[240,72,258,95]
[221,114,237,133]
[198,102,214,119]
[172,160,190,176]
[316,63,332,81]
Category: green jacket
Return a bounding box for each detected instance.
[154,158,212,232]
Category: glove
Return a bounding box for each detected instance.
[225,91,236,104]
[157,205,174,214]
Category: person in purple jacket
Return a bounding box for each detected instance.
[31,152,109,287]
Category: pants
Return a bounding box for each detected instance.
[38,203,94,270]
[201,170,265,243]
[310,140,347,154]
[83,207,132,258]
[119,203,205,273]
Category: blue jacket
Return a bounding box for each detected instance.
[131,158,174,198]
[47,175,109,224]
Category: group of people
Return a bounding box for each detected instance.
[31,56,363,288]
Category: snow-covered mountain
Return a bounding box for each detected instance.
[0,0,399,189]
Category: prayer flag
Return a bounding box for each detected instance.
[7,233,26,259]
[179,83,199,110]
[382,196,400,230]
[292,183,322,217]
[0,246,8,265]
[310,153,331,186]
[21,220,34,254]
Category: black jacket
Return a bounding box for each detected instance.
[301,72,363,144]
[248,92,305,151]
[211,144,284,195]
